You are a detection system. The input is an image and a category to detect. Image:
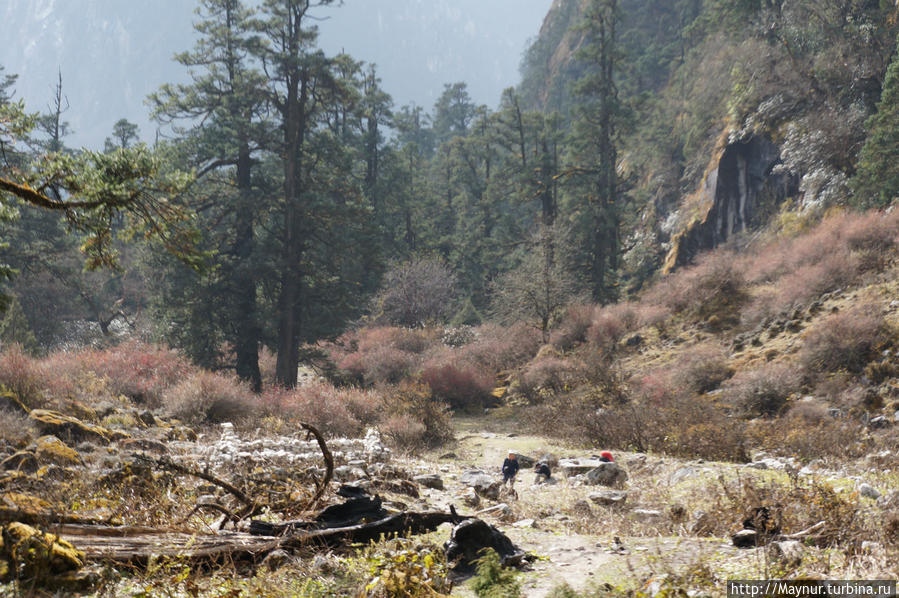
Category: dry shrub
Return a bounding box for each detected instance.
[380,381,453,450]
[800,305,889,373]
[337,346,417,386]
[420,360,493,410]
[669,342,733,395]
[73,341,192,406]
[518,355,581,401]
[550,304,594,350]
[723,361,803,417]
[745,405,871,461]
[457,323,541,372]
[710,476,869,546]
[0,344,45,408]
[356,326,434,355]
[163,370,253,424]
[645,250,747,320]
[0,408,37,448]
[744,210,899,323]
[260,382,381,438]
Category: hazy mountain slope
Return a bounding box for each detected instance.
[1,0,552,149]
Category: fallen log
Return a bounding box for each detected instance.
[277,510,470,550]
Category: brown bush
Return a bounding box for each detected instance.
[669,342,734,395]
[723,361,803,417]
[0,408,37,448]
[550,304,594,350]
[259,382,381,438]
[163,370,253,424]
[380,381,453,449]
[708,476,870,546]
[457,323,541,372]
[517,355,581,402]
[0,344,45,409]
[800,305,889,373]
[645,250,747,321]
[745,410,871,461]
[421,360,493,410]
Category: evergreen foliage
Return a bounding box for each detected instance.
[0,296,39,355]
[853,33,899,208]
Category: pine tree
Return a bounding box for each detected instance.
[853,34,899,208]
[566,0,623,302]
[0,296,39,355]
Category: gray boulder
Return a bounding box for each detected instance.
[413,473,444,490]
[584,462,627,487]
[588,490,628,506]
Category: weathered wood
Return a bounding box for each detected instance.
[0,508,118,527]
[55,524,280,565]
[300,422,333,511]
[279,511,469,549]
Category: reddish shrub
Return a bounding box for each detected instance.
[0,344,45,408]
[518,355,580,401]
[356,326,433,355]
[163,370,252,424]
[800,305,888,373]
[260,382,382,438]
[337,346,417,386]
[550,304,594,350]
[458,323,541,372]
[421,360,493,410]
[669,342,733,395]
[73,341,192,406]
[723,362,803,417]
[380,381,453,449]
[644,250,747,320]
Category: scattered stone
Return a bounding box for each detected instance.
[514,454,536,468]
[33,436,82,467]
[768,540,804,566]
[861,541,882,554]
[512,518,537,529]
[136,411,156,427]
[413,474,444,490]
[632,509,663,522]
[669,466,695,485]
[859,483,880,500]
[868,416,890,429]
[460,469,496,488]
[439,452,458,460]
[624,334,644,348]
[459,487,480,508]
[588,490,627,506]
[584,462,627,487]
[624,453,647,469]
[558,458,606,477]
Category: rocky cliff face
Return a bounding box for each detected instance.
[663,135,799,272]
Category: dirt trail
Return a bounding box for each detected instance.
[404,417,746,596]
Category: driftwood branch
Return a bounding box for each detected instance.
[277,511,470,549]
[179,502,241,527]
[300,422,333,511]
[780,520,826,540]
[142,455,255,512]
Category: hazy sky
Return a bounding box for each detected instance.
[2,0,553,148]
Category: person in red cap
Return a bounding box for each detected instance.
[600,451,614,462]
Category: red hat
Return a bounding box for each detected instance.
[600,451,614,461]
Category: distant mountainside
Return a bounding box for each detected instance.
[1,0,552,149]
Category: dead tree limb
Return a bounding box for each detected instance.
[277,511,471,549]
[300,422,333,512]
[141,455,255,512]
[179,503,241,527]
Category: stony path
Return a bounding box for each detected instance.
[402,418,747,596]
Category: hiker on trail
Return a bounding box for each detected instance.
[534,461,551,484]
[599,451,614,463]
[502,452,519,486]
